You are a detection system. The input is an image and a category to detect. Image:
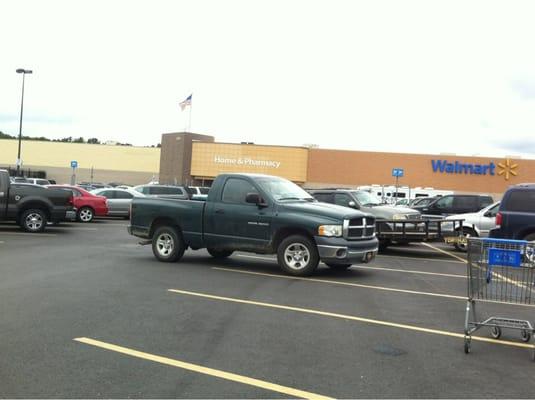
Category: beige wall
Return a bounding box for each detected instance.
[0,139,160,173]
[191,142,309,183]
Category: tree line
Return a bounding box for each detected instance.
[0,131,160,147]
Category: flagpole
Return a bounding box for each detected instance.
[188,101,192,132]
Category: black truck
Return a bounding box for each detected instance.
[0,169,74,232]
[129,173,379,276]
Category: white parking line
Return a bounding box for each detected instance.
[235,254,466,278]
[0,232,57,237]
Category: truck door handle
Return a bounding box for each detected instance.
[215,209,225,214]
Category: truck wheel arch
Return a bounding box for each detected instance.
[17,201,51,221]
[149,217,183,238]
[272,227,316,250]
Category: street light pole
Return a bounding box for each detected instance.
[16,68,33,177]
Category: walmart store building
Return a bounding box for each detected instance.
[0,132,532,197]
[160,133,531,198]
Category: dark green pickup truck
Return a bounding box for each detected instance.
[128,173,379,276]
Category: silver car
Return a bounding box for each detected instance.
[91,188,144,218]
[446,201,500,251]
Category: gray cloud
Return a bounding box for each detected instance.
[511,80,535,100]
[0,113,73,124]
[492,137,535,154]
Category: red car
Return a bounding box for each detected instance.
[46,185,108,222]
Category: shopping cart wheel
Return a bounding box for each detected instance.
[464,336,471,354]
[490,326,502,339]
[520,330,531,342]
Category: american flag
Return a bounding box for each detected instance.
[179,94,192,111]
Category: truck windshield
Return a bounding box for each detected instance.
[257,178,314,201]
[350,190,382,206]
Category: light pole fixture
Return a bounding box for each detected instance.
[16,68,33,176]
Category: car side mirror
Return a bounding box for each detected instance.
[246,193,267,207]
[484,211,494,218]
[348,201,357,208]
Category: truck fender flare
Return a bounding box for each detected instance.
[16,197,53,218]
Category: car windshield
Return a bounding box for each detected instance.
[351,191,382,206]
[257,177,314,201]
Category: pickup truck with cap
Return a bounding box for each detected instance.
[0,169,74,232]
[128,173,379,276]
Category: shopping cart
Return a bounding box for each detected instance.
[464,237,535,359]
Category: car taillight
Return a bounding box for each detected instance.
[496,212,502,228]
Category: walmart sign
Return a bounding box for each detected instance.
[431,160,496,175]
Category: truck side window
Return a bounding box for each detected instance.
[222,178,258,204]
[507,191,535,212]
[334,193,352,208]
[435,196,453,209]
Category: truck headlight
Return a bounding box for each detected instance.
[318,225,342,237]
[392,214,408,220]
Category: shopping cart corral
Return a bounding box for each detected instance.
[375,218,464,249]
[464,238,535,359]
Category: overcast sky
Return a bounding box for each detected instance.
[2,0,535,158]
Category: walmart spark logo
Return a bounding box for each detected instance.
[498,158,518,181]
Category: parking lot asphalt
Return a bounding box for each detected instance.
[2,220,535,398]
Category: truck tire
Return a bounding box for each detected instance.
[152,226,186,262]
[523,233,535,242]
[455,228,476,252]
[277,235,319,276]
[207,248,234,259]
[325,263,352,271]
[77,207,94,223]
[20,209,48,233]
[378,239,390,251]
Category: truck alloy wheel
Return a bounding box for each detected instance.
[77,207,94,223]
[151,226,185,262]
[277,235,319,276]
[20,209,47,233]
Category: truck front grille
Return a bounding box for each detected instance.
[344,217,376,239]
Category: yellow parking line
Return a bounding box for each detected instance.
[168,289,535,349]
[74,337,332,400]
[419,243,468,263]
[421,242,528,290]
[212,267,466,300]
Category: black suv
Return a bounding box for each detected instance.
[489,184,535,240]
[411,194,493,217]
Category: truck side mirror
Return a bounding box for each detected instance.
[246,193,267,207]
[348,201,357,208]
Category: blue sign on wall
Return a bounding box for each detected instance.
[71,160,78,169]
[392,168,404,178]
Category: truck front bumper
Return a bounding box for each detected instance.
[315,236,379,265]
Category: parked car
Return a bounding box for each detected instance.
[129,173,379,276]
[0,169,74,232]
[133,184,189,199]
[408,197,438,207]
[91,188,144,218]
[490,184,535,240]
[411,194,494,217]
[445,202,500,251]
[25,178,51,186]
[47,185,108,222]
[185,186,210,196]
